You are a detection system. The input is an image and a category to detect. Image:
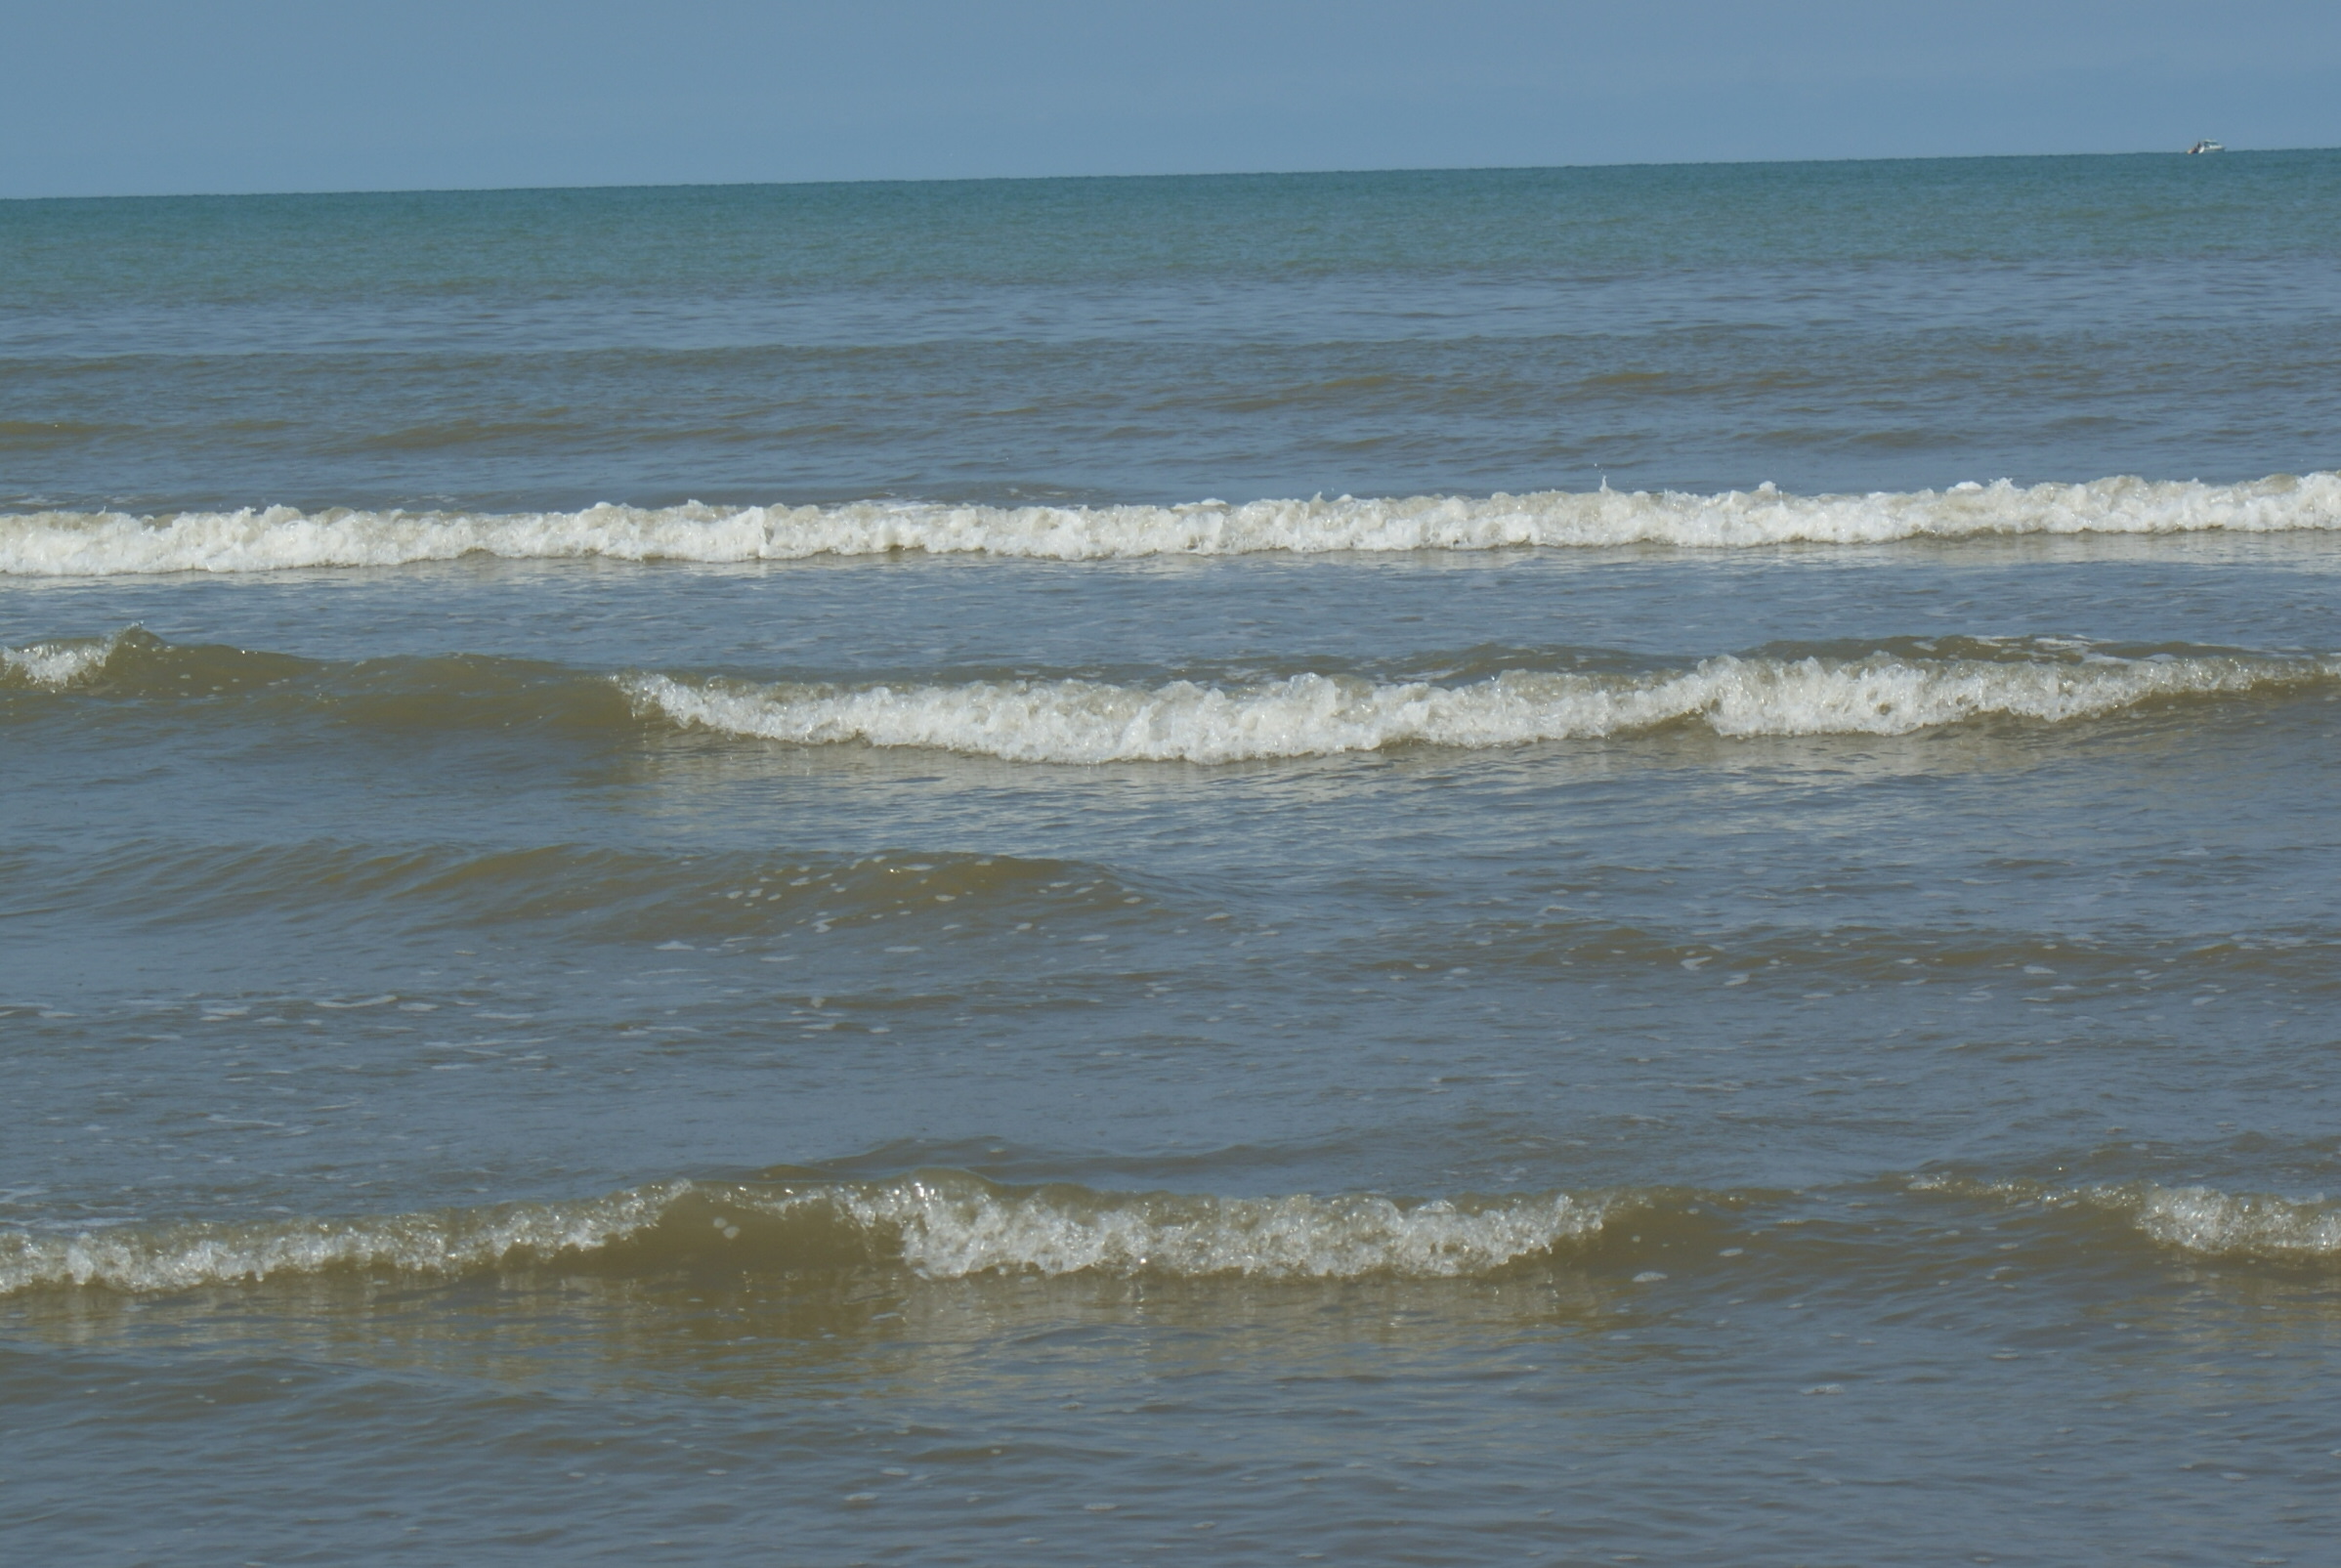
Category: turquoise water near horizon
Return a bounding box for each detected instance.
[6,152,2341,1565]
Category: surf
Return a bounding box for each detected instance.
[16,628,2331,760]
[0,1173,1624,1293]
[12,1170,2332,1298]
[5,471,2338,575]
[624,648,2339,763]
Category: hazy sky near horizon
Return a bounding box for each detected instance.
[7,0,2339,198]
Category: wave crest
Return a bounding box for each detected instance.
[0,1175,1617,1295]
[0,628,128,689]
[835,1180,1612,1280]
[2124,1184,2341,1259]
[0,1183,686,1294]
[1919,1174,2341,1262]
[7,472,2338,575]
[624,650,2330,763]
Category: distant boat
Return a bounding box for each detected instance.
[2186,139,2226,154]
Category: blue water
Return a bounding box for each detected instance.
[8,154,2340,513]
[5,152,2341,1566]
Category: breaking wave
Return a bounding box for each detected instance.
[6,471,2339,574]
[0,1183,690,1296]
[1919,1175,2341,1262]
[0,1174,1620,1294]
[0,629,122,689]
[847,1180,1614,1281]
[2106,1183,2341,1260]
[17,628,2329,759]
[625,649,2335,763]
[17,1170,2338,1297]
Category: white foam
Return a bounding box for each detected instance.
[0,1177,1610,1293]
[1921,1173,2341,1260]
[623,650,2332,764]
[6,471,2339,574]
[1,631,122,688]
[2125,1184,2341,1258]
[817,1181,1611,1280]
[0,1183,683,1293]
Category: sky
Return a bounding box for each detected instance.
[6,0,2340,198]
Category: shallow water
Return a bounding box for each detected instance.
[6,155,2341,1565]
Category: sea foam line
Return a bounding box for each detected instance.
[5,471,2339,574]
[622,651,2332,764]
[0,1177,1614,1293]
[0,1183,686,1294]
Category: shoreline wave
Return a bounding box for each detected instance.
[1918,1175,2341,1261]
[6,472,2339,574]
[626,650,2335,763]
[15,629,2328,758]
[11,1171,2334,1298]
[0,1175,1620,1294]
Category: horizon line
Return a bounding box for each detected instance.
[6,144,2328,206]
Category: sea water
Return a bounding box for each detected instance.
[5,154,2341,1564]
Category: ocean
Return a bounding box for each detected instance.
[5,152,2340,1565]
